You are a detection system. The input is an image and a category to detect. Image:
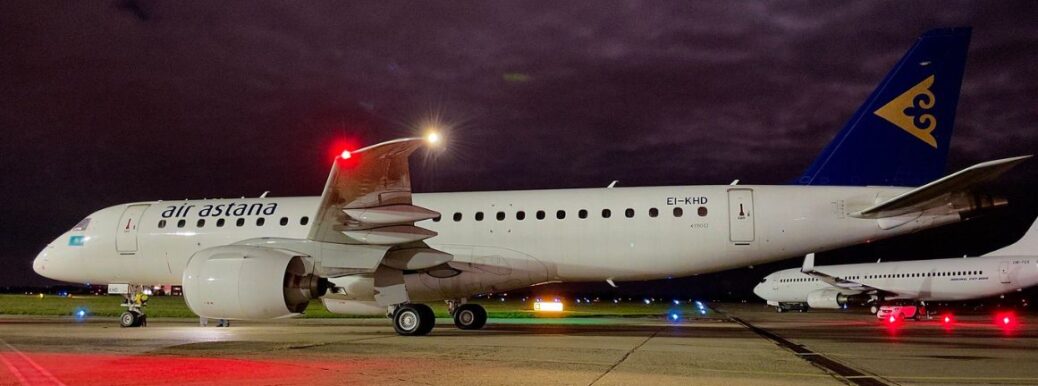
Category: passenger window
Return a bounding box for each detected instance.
[698,206,708,217]
[625,208,634,218]
[536,210,545,220]
[475,212,484,221]
[158,220,166,229]
[649,208,658,218]
[196,219,205,227]
[300,216,309,226]
[602,209,611,218]
[516,211,526,220]
[217,218,225,227]
[280,217,288,226]
[496,212,505,221]
[556,210,566,219]
[453,212,463,222]
[177,219,186,228]
[236,218,245,227]
[673,207,683,217]
[256,217,265,226]
[579,209,588,219]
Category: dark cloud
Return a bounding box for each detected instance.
[2,1,1037,287]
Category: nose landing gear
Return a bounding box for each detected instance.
[119,284,148,328]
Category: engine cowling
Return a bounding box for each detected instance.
[182,245,328,319]
[806,289,854,309]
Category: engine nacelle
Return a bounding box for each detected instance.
[806,289,854,309]
[182,245,328,320]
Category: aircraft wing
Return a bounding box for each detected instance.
[306,137,447,306]
[308,137,439,244]
[850,155,1031,219]
[800,253,878,293]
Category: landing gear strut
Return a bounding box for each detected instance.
[392,304,435,336]
[119,284,148,328]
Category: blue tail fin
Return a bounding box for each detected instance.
[796,27,971,187]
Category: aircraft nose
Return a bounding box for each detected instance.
[33,248,48,276]
[752,283,764,299]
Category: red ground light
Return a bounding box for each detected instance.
[0,352,398,386]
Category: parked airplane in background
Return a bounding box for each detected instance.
[754,218,1038,315]
[34,28,1025,336]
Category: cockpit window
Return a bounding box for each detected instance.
[72,218,91,231]
[759,278,767,283]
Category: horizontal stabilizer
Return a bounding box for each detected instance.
[851,155,1031,219]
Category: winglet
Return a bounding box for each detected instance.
[801,253,816,274]
[308,137,433,244]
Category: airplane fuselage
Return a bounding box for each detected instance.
[754,255,1038,303]
[35,184,961,299]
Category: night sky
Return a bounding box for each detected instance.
[2,2,1037,295]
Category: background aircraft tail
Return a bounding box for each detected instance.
[796,27,971,187]
[989,216,1038,256]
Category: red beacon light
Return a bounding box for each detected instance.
[340,150,352,160]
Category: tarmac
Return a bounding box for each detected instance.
[0,304,1035,385]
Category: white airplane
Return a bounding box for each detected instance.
[32,27,1028,335]
[753,218,1038,314]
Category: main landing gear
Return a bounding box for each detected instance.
[447,300,487,330]
[389,301,489,336]
[392,304,435,336]
[452,303,487,330]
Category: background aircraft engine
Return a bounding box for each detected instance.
[182,245,328,320]
[806,289,854,309]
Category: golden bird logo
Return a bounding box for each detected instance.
[874,75,938,148]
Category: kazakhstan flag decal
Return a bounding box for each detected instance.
[874,75,938,148]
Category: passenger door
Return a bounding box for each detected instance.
[116,205,150,253]
[999,261,1011,284]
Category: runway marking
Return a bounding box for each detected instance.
[722,314,892,386]
[0,338,66,386]
[587,327,660,385]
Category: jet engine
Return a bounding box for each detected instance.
[182,245,328,319]
[806,289,860,309]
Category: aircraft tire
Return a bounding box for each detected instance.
[120,311,139,328]
[453,304,487,330]
[414,304,436,335]
[393,304,435,336]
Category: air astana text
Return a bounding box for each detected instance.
[161,202,279,218]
